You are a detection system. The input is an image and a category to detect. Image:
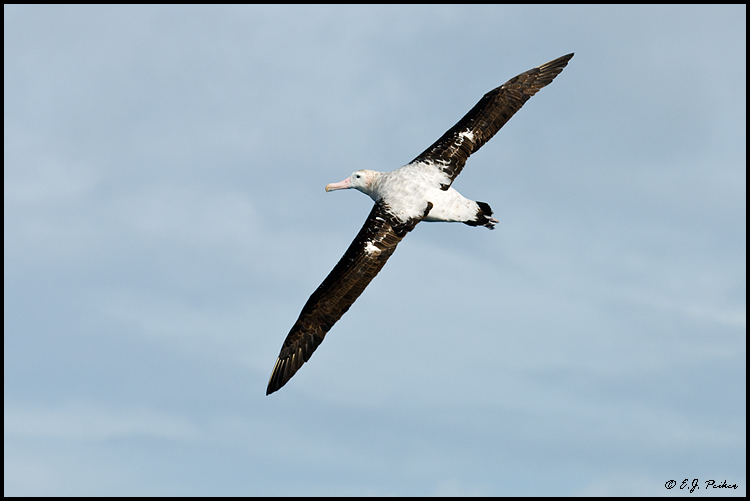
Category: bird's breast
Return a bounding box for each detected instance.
[374,162,451,223]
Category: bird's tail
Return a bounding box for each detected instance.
[464,201,498,230]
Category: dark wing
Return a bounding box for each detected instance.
[266,201,422,395]
[411,53,573,188]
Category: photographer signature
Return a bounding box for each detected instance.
[665,479,738,493]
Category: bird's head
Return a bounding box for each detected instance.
[325,169,378,197]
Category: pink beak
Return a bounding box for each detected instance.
[325,176,351,192]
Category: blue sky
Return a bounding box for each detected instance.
[4,5,745,496]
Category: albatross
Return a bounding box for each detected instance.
[267,53,573,395]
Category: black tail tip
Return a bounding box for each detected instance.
[477,201,493,216]
[469,201,497,230]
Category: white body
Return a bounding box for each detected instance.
[376,162,477,223]
[327,161,488,226]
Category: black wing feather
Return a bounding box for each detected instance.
[266,202,419,395]
[411,53,573,187]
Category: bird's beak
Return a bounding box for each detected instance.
[325,176,351,192]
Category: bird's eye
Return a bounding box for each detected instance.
[354,174,360,179]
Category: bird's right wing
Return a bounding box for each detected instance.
[266,201,423,395]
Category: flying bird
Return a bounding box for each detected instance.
[267,53,573,395]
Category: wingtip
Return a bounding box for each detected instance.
[266,375,283,396]
[266,372,287,395]
[266,357,284,395]
[544,53,574,69]
[266,374,277,395]
[265,348,307,395]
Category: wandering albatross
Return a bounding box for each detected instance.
[266,53,573,395]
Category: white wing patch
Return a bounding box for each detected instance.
[458,130,475,142]
[364,241,381,255]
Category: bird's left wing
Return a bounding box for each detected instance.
[410,53,573,189]
[266,201,420,395]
